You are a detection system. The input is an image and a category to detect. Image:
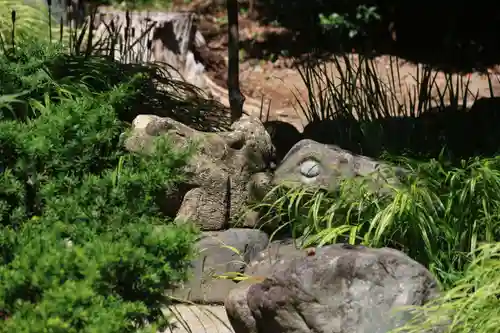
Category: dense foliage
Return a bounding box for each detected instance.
[256,52,500,332]
[0,40,198,332]
[2,0,500,332]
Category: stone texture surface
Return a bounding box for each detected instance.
[243,239,306,279]
[273,139,408,192]
[225,244,439,333]
[125,114,274,230]
[170,229,269,304]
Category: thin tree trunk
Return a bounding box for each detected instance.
[226,0,245,123]
[248,0,254,17]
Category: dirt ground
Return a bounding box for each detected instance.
[173,0,500,131]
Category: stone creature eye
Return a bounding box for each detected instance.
[299,159,320,178]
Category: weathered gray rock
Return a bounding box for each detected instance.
[225,244,439,333]
[125,114,274,230]
[243,239,306,278]
[171,228,269,304]
[273,139,407,192]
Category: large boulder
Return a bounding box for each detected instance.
[273,139,407,192]
[125,114,275,230]
[243,239,306,279]
[225,244,439,333]
[171,228,270,304]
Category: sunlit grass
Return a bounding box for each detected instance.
[256,155,500,287]
[0,0,51,42]
[391,242,500,333]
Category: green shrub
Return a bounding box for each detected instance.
[0,37,199,332]
[319,5,380,39]
[0,40,68,120]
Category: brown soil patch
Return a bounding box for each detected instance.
[172,0,500,131]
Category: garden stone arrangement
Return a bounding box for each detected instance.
[124,114,438,333]
[74,7,441,332]
[5,1,500,332]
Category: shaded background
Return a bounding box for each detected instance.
[250,0,500,73]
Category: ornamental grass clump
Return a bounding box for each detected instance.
[392,242,500,333]
[262,51,500,288]
[294,53,493,159]
[260,155,500,286]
